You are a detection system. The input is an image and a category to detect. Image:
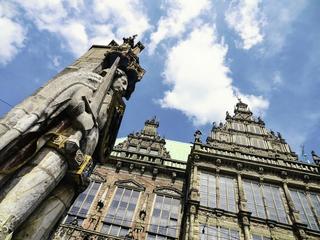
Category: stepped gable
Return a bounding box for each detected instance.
[206,99,298,161]
[114,117,171,158]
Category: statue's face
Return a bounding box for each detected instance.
[113,73,128,94]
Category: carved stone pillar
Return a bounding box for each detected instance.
[282,182,307,240]
[237,173,251,240]
[188,205,197,240]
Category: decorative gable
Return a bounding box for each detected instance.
[154,186,182,198]
[115,179,145,191]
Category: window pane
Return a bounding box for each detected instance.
[290,189,319,230]
[148,195,181,238]
[243,180,266,218]
[262,184,288,223]
[219,176,237,212]
[66,182,101,222]
[103,187,140,236]
[200,172,216,208]
[310,192,320,216]
[200,225,239,240]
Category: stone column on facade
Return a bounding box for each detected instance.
[188,156,200,240]
[237,173,250,240]
[13,181,75,240]
[282,181,307,240]
[188,205,196,240]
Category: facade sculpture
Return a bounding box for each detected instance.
[0,37,145,240]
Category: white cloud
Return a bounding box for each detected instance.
[148,0,211,54]
[52,56,61,68]
[159,25,268,125]
[58,21,88,55]
[260,0,307,56]
[225,0,264,50]
[0,2,25,65]
[92,0,150,40]
[10,0,150,57]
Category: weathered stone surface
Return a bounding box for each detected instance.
[13,182,75,240]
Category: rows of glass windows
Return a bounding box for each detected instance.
[200,172,237,212]
[127,145,159,155]
[231,122,262,135]
[101,187,140,237]
[200,225,272,240]
[64,181,101,226]
[252,234,271,240]
[148,195,181,239]
[289,189,319,230]
[232,134,267,149]
[200,225,240,240]
[243,180,288,223]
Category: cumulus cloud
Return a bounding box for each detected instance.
[93,0,150,39]
[159,25,268,125]
[260,0,307,56]
[0,2,25,65]
[10,0,150,57]
[148,0,211,54]
[225,0,265,50]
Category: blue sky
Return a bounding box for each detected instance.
[0,0,319,162]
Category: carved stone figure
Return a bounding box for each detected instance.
[0,37,145,240]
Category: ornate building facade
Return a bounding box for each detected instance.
[52,101,320,240]
[184,101,320,240]
[53,118,189,240]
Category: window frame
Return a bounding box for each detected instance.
[101,186,141,237]
[147,189,182,239]
[199,171,238,213]
[200,224,240,240]
[64,181,102,226]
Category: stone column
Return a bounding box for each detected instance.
[282,181,307,240]
[188,205,196,240]
[237,173,250,240]
[0,148,68,237]
[13,181,75,240]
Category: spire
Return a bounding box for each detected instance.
[142,116,159,137]
[234,98,252,116]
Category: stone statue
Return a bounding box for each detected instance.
[0,37,145,240]
[194,130,202,143]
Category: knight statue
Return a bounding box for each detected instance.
[0,37,145,240]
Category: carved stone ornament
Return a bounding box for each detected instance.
[129,163,134,173]
[154,186,182,198]
[237,163,243,171]
[280,170,287,178]
[116,161,122,172]
[140,166,145,175]
[258,167,264,174]
[216,158,222,165]
[152,167,158,179]
[115,179,145,191]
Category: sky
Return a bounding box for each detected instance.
[0,0,319,162]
